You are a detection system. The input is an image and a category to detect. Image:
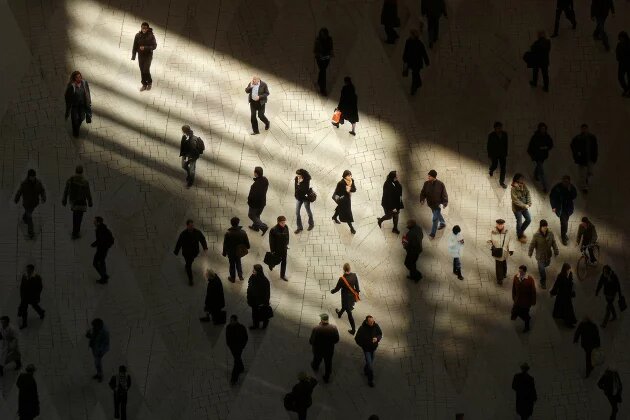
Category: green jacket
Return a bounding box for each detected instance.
[511,183,531,212]
[528,230,559,263]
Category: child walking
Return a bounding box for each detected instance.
[448,225,464,280]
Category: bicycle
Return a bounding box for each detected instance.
[576,243,600,281]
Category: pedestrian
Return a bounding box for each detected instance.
[403,29,430,95]
[109,365,131,420]
[91,216,115,284]
[18,264,45,329]
[489,219,514,285]
[199,269,226,324]
[17,364,39,420]
[526,122,554,192]
[591,0,615,51]
[573,316,600,377]
[570,124,598,193]
[179,125,205,188]
[550,263,577,327]
[64,70,92,137]
[448,225,464,280]
[247,264,271,330]
[511,173,532,242]
[314,28,334,96]
[421,0,447,49]
[245,75,270,135]
[331,262,361,334]
[222,216,250,282]
[269,215,290,280]
[226,314,248,385]
[577,216,598,263]
[332,76,359,136]
[62,165,93,239]
[403,219,424,282]
[596,265,622,328]
[420,169,448,239]
[377,170,404,234]
[173,219,208,286]
[0,316,22,376]
[549,175,577,245]
[131,22,157,91]
[512,363,537,420]
[527,31,551,92]
[287,372,318,420]
[381,0,400,44]
[86,318,110,382]
[331,170,357,234]
[487,121,508,188]
[247,166,269,235]
[551,0,577,38]
[511,265,537,333]
[294,169,314,233]
[14,169,46,239]
[528,220,559,289]
[309,313,340,383]
[616,31,630,96]
[354,315,383,387]
[598,367,623,419]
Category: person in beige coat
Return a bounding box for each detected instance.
[528,219,559,289]
[489,219,514,285]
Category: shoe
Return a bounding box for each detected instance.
[348,329,355,335]
[238,276,244,281]
[368,381,375,387]
[307,225,314,231]
[457,275,464,280]
[518,236,528,243]
[349,131,356,136]
[265,122,270,130]
[199,316,211,322]
[489,170,494,177]
[561,237,569,246]
[392,228,400,234]
[551,33,558,38]
[332,122,339,128]
[335,308,341,318]
[377,218,382,228]
[248,225,259,232]
[497,279,503,285]
[147,84,152,90]
[140,85,147,91]
[281,276,288,281]
[228,277,235,283]
[294,228,303,234]
[323,375,330,383]
[429,234,435,239]
[332,217,341,224]
[96,278,108,284]
[260,227,268,236]
[350,228,356,234]
[188,279,193,286]
[540,283,547,290]
[500,183,508,189]
[250,131,260,135]
[438,223,446,230]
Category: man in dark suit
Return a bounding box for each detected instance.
[245,76,270,135]
[487,121,508,188]
[226,315,248,385]
[551,0,577,38]
[174,219,208,286]
[591,0,615,51]
[421,0,447,49]
[528,31,551,92]
[512,363,537,420]
[222,217,250,282]
[269,216,290,280]
[247,167,269,235]
[309,313,340,383]
[179,125,204,188]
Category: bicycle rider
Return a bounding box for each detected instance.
[577,216,598,264]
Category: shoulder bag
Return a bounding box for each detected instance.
[307,188,317,202]
[491,232,506,258]
[341,275,360,302]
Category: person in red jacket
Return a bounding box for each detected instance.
[512,265,537,333]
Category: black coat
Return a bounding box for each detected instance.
[617,39,630,67]
[334,179,356,223]
[292,377,318,410]
[596,272,621,298]
[422,0,447,17]
[354,320,383,352]
[403,38,430,70]
[247,176,269,208]
[549,182,577,216]
[487,131,508,158]
[331,272,360,310]
[92,223,114,250]
[269,224,290,257]
[174,228,208,257]
[109,374,131,394]
[512,372,537,417]
[247,273,270,307]
[309,322,340,355]
[14,178,46,209]
[381,0,399,27]
[530,38,551,67]
[591,0,614,18]
[131,28,157,59]
[294,174,311,201]
[204,274,225,312]
[226,322,248,351]
[571,133,598,165]
[314,36,333,59]
[550,272,577,325]
[179,135,203,159]
[405,225,424,253]
[557,0,574,8]
[527,132,554,162]
[574,320,600,350]
[598,370,623,398]
[223,226,250,257]
[337,85,359,123]
[381,179,403,211]
[62,175,93,211]
[20,274,43,304]
[64,80,92,114]
[17,373,39,418]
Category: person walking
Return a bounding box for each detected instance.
[18,264,45,329]
[331,170,357,234]
[528,220,559,289]
[226,314,248,385]
[403,29,430,95]
[511,265,537,333]
[222,216,250,282]
[309,313,340,383]
[512,363,537,420]
[381,0,400,44]
[577,216,598,263]
[419,169,448,239]
[0,316,22,376]
[86,318,110,382]
[551,0,577,38]
[354,315,383,387]
[489,219,514,285]
[596,265,622,328]
[573,316,600,377]
[487,121,508,188]
[331,262,360,334]
[64,71,92,137]
[179,125,205,188]
[527,122,554,192]
[448,225,464,280]
[245,76,270,135]
[377,170,404,234]
[14,169,46,239]
[174,219,208,286]
[92,216,115,284]
[269,216,290,280]
[131,22,157,91]
[199,269,225,324]
[528,31,551,92]
[571,124,598,194]
[598,368,623,420]
[294,169,314,233]
[421,0,447,49]
[247,264,271,330]
[247,166,269,235]
[314,28,334,96]
[616,31,630,96]
[549,175,577,245]
[109,365,131,420]
[287,372,318,420]
[62,165,93,239]
[591,0,615,51]
[550,263,577,327]
[332,76,359,135]
[17,364,39,420]
[511,174,532,242]
[403,219,424,282]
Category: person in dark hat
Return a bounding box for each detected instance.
[17,364,39,420]
[332,170,357,234]
[269,216,290,280]
[512,363,537,419]
[378,171,404,234]
[14,169,46,239]
[309,313,340,383]
[420,169,448,239]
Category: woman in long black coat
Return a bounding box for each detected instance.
[332,77,359,136]
[200,269,225,324]
[331,170,357,234]
[550,263,577,327]
[17,364,40,420]
[378,170,404,234]
[246,264,271,329]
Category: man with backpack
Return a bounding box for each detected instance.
[179,125,205,188]
[91,216,114,284]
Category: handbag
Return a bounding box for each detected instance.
[332,193,343,204]
[260,305,274,319]
[402,63,409,77]
[591,347,605,366]
[619,295,627,312]
[491,232,506,258]
[331,109,342,124]
[236,244,248,258]
[307,188,317,203]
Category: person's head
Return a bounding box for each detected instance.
[119,365,127,373]
[365,315,375,326]
[561,262,572,276]
[537,30,546,39]
[602,265,612,276]
[181,125,192,136]
[69,70,82,84]
[561,175,571,186]
[387,170,397,181]
[91,318,104,330]
[343,262,351,273]
[407,219,417,229]
[342,169,352,180]
[319,313,329,324]
[296,169,305,181]
[251,75,260,85]
[254,166,263,178]
[186,219,194,230]
[318,27,329,38]
[344,76,352,86]
[428,169,437,181]
[537,122,547,134]
[520,362,530,372]
[253,264,263,275]
[94,216,104,226]
[205,268,216,280]
[277,215,287,227]
[230,217,240,227]
[230,314,239,324]
[619,31,629,42]
[580,216,590,227]
[25,364,36,374]
[141,22,149,33]
[580,123,589,134]
[518,265,527,275]
[409,28,420,39]
[452,225,461,235]
[512,173,525,185]
[539,219,548,233]
[27,169,36,180]
[0,316,9,327]
[26,264,35,275]
[495,219,506,231]
[368,416,380,420]
[493,121,503,132]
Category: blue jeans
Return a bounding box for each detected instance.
[533,160,547,190]
[430,207,446,236]
[295,199,313,230]
[363,350,375,382]
[514,209,531,238]
[537,259,549,287]
[181,157,197,185]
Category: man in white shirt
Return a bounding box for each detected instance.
[245,76,270,135]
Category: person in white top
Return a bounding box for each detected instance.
[448,225,464,280]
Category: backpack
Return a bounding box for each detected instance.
[196,137,205,154]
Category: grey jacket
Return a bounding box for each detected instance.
[528,230,559,264]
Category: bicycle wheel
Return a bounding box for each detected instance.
[577,255,588,281]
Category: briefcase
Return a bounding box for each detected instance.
[264,252,281,268]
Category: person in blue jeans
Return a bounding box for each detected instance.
[354,315,383,387]
[294,169,314,233]
[419,169,448,238]
[511,174,532,242]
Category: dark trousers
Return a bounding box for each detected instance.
[249,101,269,133]
[138,53,153,85]
[410,68,422,93]
[405,251,422,280]
[228,256,243,278]
[316,58,330,94]
[278,254,287,278]
[297,408,308,420]
[380,209,399,229]
[72,210,85,236]
[18,301,44,325]
[593,16,609,49]
[584,347,594,376]
[606,394,620,419]
[183,254,196,281]
[71,107,86,137]
[93,248,109,280]
[489,156,506,184]
[384,25,398,43]
[312,351,333,379]
[427,16,440,44]
[22,206,35,236]
[337,307,355,331]
[532,66,549,89]
[495,259,507,283]
[553,6,576,34]
[251,306,269,329]
[248,206,267,231]
[453,258,461,274]
[618,65,630,92]
[558,211,570,240]
[603,296,617,325]
[230,347,244,382]
[512,306,531,329]
[114,391,128,420]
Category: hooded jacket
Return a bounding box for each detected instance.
[131,28,157,60]
[528,229,559,264]
[62,174,93,211]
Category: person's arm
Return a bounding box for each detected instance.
[355,276,360,294]
[419,183,426,203]
[245,83,252,93]
[511,375,517,391]
[524,187,531,206]
[127,375,131,388]
[149,33,157,51]
[174,233,182,255]
[199,231,208,251]
[244,232,250,249]
[62,179,70,206]
[333,327,340,343]
[131,34,138,60]
[19,276,26,300]
[330,278,342,294]
[222,233,228,257]
[36,275,43,296]
[441,183,448,207]
[258,83,270,100]
[14,185,22,203]
[350,180,356,193]
[570,186,577,201]
[552,234,559,256]
[375,324,383,342]
[309,329,315,345]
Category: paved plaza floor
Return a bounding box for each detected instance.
[1,0,630,419]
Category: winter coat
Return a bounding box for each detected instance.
[309,322,340,355]
[511,183,531,212]
[512,372,537,417]
[226,322,248,351]
[616,38,630,68]
[527,132,554,162]
[109,374,131,395]
[549,182,577,216]
[179,135,203,159]
[334,179,356,223]
[596,271,621,299]
[313,36,333,59]
[247,176,269,208]
[381,177,404,211]
[405,225,424,254]
[174,228,208,257]
[14,178,46,208]
[17,373,40,418]
[92,223,114,250]
[591,0,615,18]
[529,38,551,67]
[87,326,110,357]
[294,172,311,201]
[598,370,623,399]
[131,28,157,59]
[403,38,430,70]
[354,320,383,352]
[269,224,290,257]
[246,273,270,308]
[422,0,447,17]
[419,179,448,209]
[62,174,93,211]
[487,131,508,158]
[490,228,513,262]
[291,377,318,410]
[331,272,360,310]
[245,81,270,105]
[528,230,559,264]
[577,223,597,245]
[222,226,250,258]
[381,0,399,27]
[573,320,600,350]
[570,133,598,165]
[204,274,225,313]
[512,275,537,308]
[64,80,92,114]
[337,84,359,123]
[448,232,464,258]
[20,274,43,304]
[550,272,577,325]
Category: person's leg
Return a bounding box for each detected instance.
[532,67,539,86]
[588,246,597,263]
[455,257,462,277]
[247,206,259,230]
[250,103,259,133]
[559,212,569,241]
[24,206,34,236]
[251,307,259,328]
[585,348,593,376]
[228,256,236,279]
[73,210,84,237]
[430,208,439,236]
[537,260,547,288]
[514,210,523,237]
[489,157,498,175]
[536,161,548,189]
[364,351,375,384]
[542,66,549,91]
[32,303,45,319]
[599,17,609,49]
[608,394,619,418]
[71,108,81,137]
[145,54,153,86]
[258,104,270,127]
[437,207,446,226]
[187,159,196,185]
[623,67,630,93]
[235,257,243,279]
[566,6,576,28]
[114,392,120,419]
[256,207,267,231]
[577,164,588,191]
[495,260,505,284]
[323,352,333,380]
[280,255,287,278]
[311,352,323,370]
[553,7,562,35]
[295,200,303,230]
[93,249,108,280]
[347,309,355,332]
[411,68,420,93]
[297,408,308,420]
[303,201,314,228]
[392,211,399,231]
[94,354,103,378]
[380,209,394,223]
[18,301,28,328]
[184,255,195,282]
[498,156,506,185]
[120,392,128,420]
[521,209,531,235]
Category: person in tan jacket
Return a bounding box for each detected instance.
[511,173,532,242]
[489,219,514,285]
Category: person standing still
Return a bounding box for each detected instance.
[487,121,508,188]
[62,165,93,239]
[527,122,554,192]
[0,316,22,376]
[489,219,514,285]
[247,264,271,330]
[199,269,225,324]
[174,219,208,286]
[381,0,400,44]
[512,363,537,420]
[14,169,46,239]
[331,263,360,334]
[332,170,357,234]
[551,0,577,38]
[86,318,110,382]
[92,216,114,284]
[17,364,39,420]
[616,31,630,96]
[511,265,537,333]
[421,0,447,49]
[314,28,334,96]
[309,313,340,383]
[131,22,157,91]
[528,31,551,92]
[269,216,290,280]
[226,315,248,385]
[179,125,204,188]
[403,219,424,282]
[64,71,92,137]
[109,365,131,420]
[245,76,270,135]
[222,217,250,282]
[18,264,45,329]
[332,77,359,135]
[528,220,559,289]
[403,29,430,95]
[354,315,383,387]
[377,170,404,234]
[591,0,615,51]
[596,265,622,328]
[294,169,314,233]
[420,169,448,239]
[448,225,464,280]
[570,124,598,194]
[247,166,269,235]
[549,175,577,245]
[598,368,623,420]
[573,316,600,377]
[511,174,532,242]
